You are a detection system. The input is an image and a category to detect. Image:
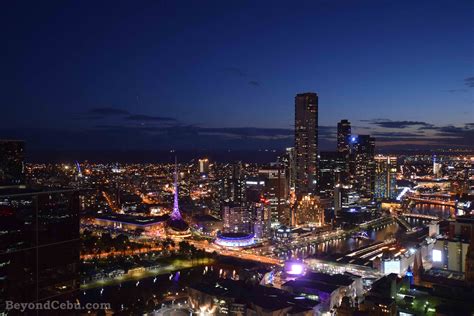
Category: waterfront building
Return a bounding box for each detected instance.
[296,195,324,226]
[374,155,397,200]
[349,135,376,198]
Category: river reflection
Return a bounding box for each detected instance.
[287,222,401,260]
[409,203,455,219]
[288,204,452,260]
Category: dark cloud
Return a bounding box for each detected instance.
[319,126,337,139]
[93,125,293,139]
[2,121,472,156]
[372,131,423,137]
[363,119,433,129]
[248,80,260,87]
[432,124,474,136]
[125,114,177,122]
[464,76,474,88]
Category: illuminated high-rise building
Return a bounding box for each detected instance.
[279,147,296,190]
[337,120,351,157]
[294,92,318,199]
[219,162,245,203]
[433,155,442,178]
[0,140,25,189]
[296,195,324,226]
[250,202,271,240]
[198,158,210,175]
[374,155,397,200]
[349,135,376,198]
[318,151,347,198]
[336,120,351,184]
[221,203,251,234]
[258,165,289,225]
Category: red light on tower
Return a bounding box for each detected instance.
[260,196,269,204]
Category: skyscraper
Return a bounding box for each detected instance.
[374,155,397,200]
[294,92,318,199]
[279,147,296,191]
[250,201,271,240]
[221,203,251,234]
[0,140,25,189]
[349,135,376,198]
[318,151,347,198]
[198,158,210,175]
[336,120,351,185]
[337,120,351,157]
[219,161,245,203]
[258,165,289,225]
[0,188,80,310]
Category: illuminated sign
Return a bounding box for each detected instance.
[432,249,442,262]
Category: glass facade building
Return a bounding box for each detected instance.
[0,188,80,310]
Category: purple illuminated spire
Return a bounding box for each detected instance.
[170,158,182,221]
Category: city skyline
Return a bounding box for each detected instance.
[1,0,473,154]
[1,1,474,315]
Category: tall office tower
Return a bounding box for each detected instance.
[337,120,351,157]
[433,155,442,178]
[318,151,347,198]
[221,202,251,234]
[0,188,80,310]
[230,161,244,202]
[258,165,289,225]
[250,202,271,240]
[279,147,296,190]
[198,158,210,175]
[336,120,351,184]
[294,92,318,199]
[219,162,245,203]
[0,140,25,188]
[349,135,376,198]
[296,195,324,226]
[374,155,397,200]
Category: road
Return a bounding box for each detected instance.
[188,240,281,265]
[81,245,164,260]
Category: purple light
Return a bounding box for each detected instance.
[287,263,304,275]
[215,233,255,247]
[170,161,182,221]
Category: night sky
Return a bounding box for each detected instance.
[2,0,473,156]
